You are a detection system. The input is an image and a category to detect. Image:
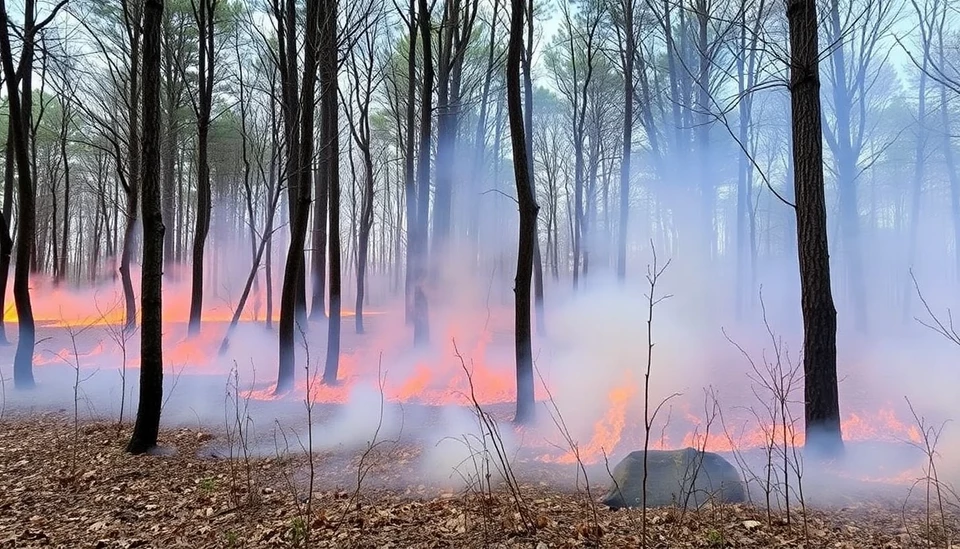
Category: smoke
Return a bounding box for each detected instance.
[2,228,960,498]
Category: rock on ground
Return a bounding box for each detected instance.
[601,447,746,509]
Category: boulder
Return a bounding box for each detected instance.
[601,447,746,509]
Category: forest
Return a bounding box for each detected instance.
[1,0,959,546]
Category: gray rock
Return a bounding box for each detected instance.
[601,447,746,509]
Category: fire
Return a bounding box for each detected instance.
[1,274,931,480]
[542,372,637,464]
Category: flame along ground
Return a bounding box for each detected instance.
[0,273,932,481]
[14,320,924,470]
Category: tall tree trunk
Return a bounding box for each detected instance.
[219,178,283,353]
[120,0,143,333]
[467,0,499,261]
[827,0,867,332]
[188,0,217,336]
[322,0,343,383]
[310,160,328,319]
[0,123,15,345]
[161,18,178,269]
[349,35,377,335]
[696,1,713,262]
[431,0,456,255]
[508,0,537,424]
[403,0,418,323]
[58,99,71,283]
[128,0,165,454]
[275,0,306,329]
[522,0,543,333]
[904,45,929,319]
[0,0,37,387]
[356,149,373,334]
[413,0,433,346]
[266,88,278,329]
[617,0,634,281]
[277,0,320,392]
[786,0,842,455]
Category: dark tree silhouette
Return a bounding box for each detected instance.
[402,0,417,324]
[615,0,635,281]
[786,0,843,455]
[127,0,164,455]
[412,0,433,346]
[507,0,537,424]
[187,0,219,336]
[119,0,143,333]
[322,0,343,383]
[277,0,321,393]
[0,0,66,388]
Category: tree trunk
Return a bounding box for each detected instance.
[413,0,433,347]
[310,160,328,319]
[507,0,537,424]
[277,0,320,393]
[826,0,867,332]
[58,100,71,283]
[617,0,634,281]
[403,0,417,323]
[219,177,283,353]
[904,45,929,320]
[522,0,543,333]
[120,0,142,333]
[0,2,36,387]
[127,0,164,455]
[467,0,499,261]
[0,122,15,345]
[322,0,343,383]
[161,16,178,269]
[188,0,216,336]
[786,0,842,455]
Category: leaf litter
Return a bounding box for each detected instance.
[0,411,956,548]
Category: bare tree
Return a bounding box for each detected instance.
[187,0,220,335]
[614,0,635,281]
[786,0,843,455]
[277,0,321,392]
[411,0,434,346]
[322,0,343,383]
[822,0,898,332]
[507,0,537,424]
[345,14,386,335]
[127,0,164,454]
[0,0,69,387]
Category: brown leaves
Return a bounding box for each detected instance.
[0,412,956,548]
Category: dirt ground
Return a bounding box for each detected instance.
[0,411,956,548]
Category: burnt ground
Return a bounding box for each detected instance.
[0,410,957,548]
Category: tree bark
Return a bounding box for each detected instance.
[310,160,328,319]
[188,0,217,336]
[522,0,544,333]
[786,0,842,455]
[403,0,417,323]
[0,121,15,345]
[616,0,634,281]
[119,0,143,333]
[0,0,39,388]
[322,0,343,384]
[127,0,164,455]
[507,0,537,424]
[413,0,433,346]
[277,0,320,393]
[161,7,181,269]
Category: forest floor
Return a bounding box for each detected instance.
[0,411,957,548]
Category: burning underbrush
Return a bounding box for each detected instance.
[4,310,940,491]
[3,276,957,517]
